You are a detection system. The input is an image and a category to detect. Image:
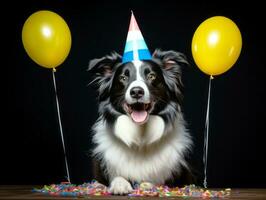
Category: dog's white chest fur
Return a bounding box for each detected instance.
[114,115,165,147]
[92,114,191,184]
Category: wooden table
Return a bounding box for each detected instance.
[0,185,266,199]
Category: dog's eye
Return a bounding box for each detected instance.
[147,73,156,81]
[119,75,128,82]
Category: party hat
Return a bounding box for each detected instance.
[122,12,151,63]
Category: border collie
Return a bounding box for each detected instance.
[88,49,193,194]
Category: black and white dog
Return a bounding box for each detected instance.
[88,49,193,194]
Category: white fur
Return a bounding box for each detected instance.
[109,176,133,195]
[133,60,143,81]
[114,115,165,147]
[92,114,192,185]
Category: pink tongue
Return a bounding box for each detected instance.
[131,111,148,123]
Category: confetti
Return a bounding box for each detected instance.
[33,180,111,197]
[33,180,231,198]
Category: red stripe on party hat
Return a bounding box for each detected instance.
[129,11,140,31]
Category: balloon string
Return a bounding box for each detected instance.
[52,70,71,183]
[203,75,213,188]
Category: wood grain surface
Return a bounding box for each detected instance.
[0,185,266,199]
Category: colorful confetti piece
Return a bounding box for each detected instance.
[33,180,231,198]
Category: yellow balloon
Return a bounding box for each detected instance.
[22,10,71,69]
[191,16,242,76]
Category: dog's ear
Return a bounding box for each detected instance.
[152,49,189,70]
[88,51,122,78]
[152,49,189,83]
[88,51,122,101]
[153,49,189,103]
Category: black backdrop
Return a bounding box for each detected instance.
[3,0,265,188]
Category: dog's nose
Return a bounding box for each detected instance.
[130,87,144,99]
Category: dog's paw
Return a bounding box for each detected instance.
[109,177,133,195]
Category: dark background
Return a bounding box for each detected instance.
[3,0,265,188]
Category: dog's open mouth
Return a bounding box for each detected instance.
[124,102,152,124]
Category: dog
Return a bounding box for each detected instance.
[88,49,194,194]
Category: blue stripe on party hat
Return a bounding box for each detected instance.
[122,12,151,63]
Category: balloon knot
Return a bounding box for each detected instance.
[53,68,57,72]
[210,75,214,79]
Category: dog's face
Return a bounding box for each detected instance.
[88,49,188,125]
[110,60,169,124]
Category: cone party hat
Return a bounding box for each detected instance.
[122,12,151,63]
